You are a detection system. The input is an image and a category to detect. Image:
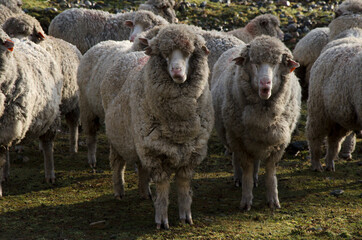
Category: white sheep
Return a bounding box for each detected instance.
[139,0,178,23]
[77,40,133,169]
[211,36,301,210]
[3,14,82,153]
[48,9,166,54]
[227,14,284,43]
[306,27,362,172]
[0,0,22,25]
[0,29,63,196]
[100,24,214,229]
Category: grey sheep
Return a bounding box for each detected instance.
[306,27,362,172]
[227,14,284,43]
[100,24,214,229]
[211,36,301,210]
[0,0,22,25]
[139,0,178,23]
[48,9,166,54]
[3,14,82,153]
[0,29,63,197]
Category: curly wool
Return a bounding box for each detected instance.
[328,14,362,40]
[139,0,177,23]
[336,0,362,16]
[133,10,169,29]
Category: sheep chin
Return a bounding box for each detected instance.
[258,88,271,100]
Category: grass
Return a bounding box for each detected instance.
[1,1,361,239]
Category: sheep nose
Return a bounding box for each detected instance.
[260,77,271,86]
[171,67,182,75]
[129,35,135,42]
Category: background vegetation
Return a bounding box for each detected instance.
[1,0,361,239]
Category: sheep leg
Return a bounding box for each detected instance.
[0,148,6,197]
[154,179,170,230]
[308,137,324,172]
[240,154,254,211]
[253,159,260,188]
[87,133,97,169]
[339,132,356,160]
[65,107,80,153]
[232,152,242,187]
[2,149,10,182]
[137,163,151,199]
[325,127,349,171]
[39,131,57,184]
[176,168,193,225]
[265,152,282,209]
[109,145,126,200]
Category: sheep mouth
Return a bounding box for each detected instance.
[172,74,187,84]
[259,87,271,99]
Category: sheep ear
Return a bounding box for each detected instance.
[138,38,149,47]
[4,39,14,51]
[144,46,153,56]
[232,57,246,66]
[202,45,209,55]
[37,31,45,40]
[334,9,342,18]
[287,59,300,73]
[125,20,134,28]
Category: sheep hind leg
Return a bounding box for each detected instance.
[87,133,97,170]
[154,179,170,230]
[65,107,80,154]
[137,163,151,199]
[239,153,254,211]
[339,132,356,160]
[325,127,349,172]
[39,127,57,184]
[176,168,193,225]
[308,137,324,172]
[2,149,10,182]
[109,145,126,200]
[232,152,242,187]
[253,159,260,188]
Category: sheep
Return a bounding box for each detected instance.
[328,14,362,41]
[227,14,284,43]
[306,27,362,172]
[334,0,362,17]
[211,36,301,210]
[0,29,63,197]
[3,14,82,153]
[0,0,22,13]
[77,40,133,169]
[139,0,177,23]
[48,9,166,54]
[100,24,214,229]
[292,27,330,100]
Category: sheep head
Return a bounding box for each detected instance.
[2,15,45,43]
[0,30,14,52]
[125,10,168,42]
[246,14,284,41]
[140,24,209,84]
[335,0,362,18]
[233,36,299,100]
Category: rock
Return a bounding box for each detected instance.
[284,33,293,41]
[84,0,93,7]
[89,220,106,229]
[287,23,298,32]
[330,189,344,196]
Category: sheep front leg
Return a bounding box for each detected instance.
[137,163,151,199]
[265,151,283,209]
[308,137,324,172]
[109,145,126,200]
[232,152,242,187]
[87,133,97,169]
[65,108,80,153]
[339,132,356,160]
[253,159,260,188]
[239,153,254,211]
[176,168,193,225]
[40,139,55,184]
[2,149,10,182]
[0,147,6,197]
[154,179,170,230]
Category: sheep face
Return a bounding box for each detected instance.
[126,21,144,42]
[250,63,280,100]
[165,49,190,83]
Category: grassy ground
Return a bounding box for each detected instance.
[1,1,361,239]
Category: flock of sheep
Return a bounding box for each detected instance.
[0,0,361,230]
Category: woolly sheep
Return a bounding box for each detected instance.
[227,14,284,43]
[0,29,63,197]
[335,0,362,17]
[3,14,82,153]
[328,13,362,40]
[306,27,362,172]
[139,0,177,23]
[77,40,133,169]
[100,24,214,229]
[0,0,22,12]
[211,36,301,210]
[48,9,166,54]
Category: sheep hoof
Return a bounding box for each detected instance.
[187,218,193,225]
[253,182,258,188]
[156,223,161,230]
[114,194,122,200]
[235,180,241,187]
[45,178,55,184]
[163,223,169,230]
[268,201,281,210]
[325,166,335,172]
[180,219,186,224]
[240,203,251,212]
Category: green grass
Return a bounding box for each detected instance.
[1,106,361,239]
